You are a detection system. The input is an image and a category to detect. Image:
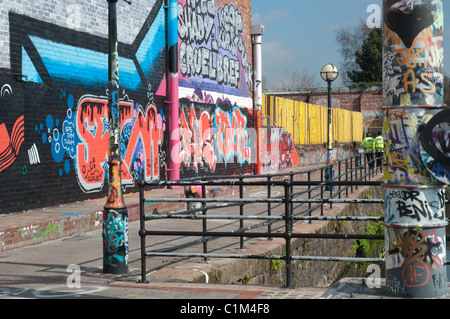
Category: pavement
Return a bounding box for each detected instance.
[1,164,449,304]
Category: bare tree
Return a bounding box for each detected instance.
[278,68,319,91]
[335,18,372,85]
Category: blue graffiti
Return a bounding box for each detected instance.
[19,3,165,92]
[37,93,82,176]
[27,36,141,90]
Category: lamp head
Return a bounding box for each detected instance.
[320,64,339,82]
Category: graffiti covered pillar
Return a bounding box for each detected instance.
[166,0,180,181]
[383,0,447,298]
[103,0,128,275]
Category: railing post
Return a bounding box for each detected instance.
[329,164,333,210]
[267,175,272,238]
[290,171,294,215]
[307,171,312,224]
[284,179,293,288]
[359,153,364,182]
[138,180,147,283]
[350,157,353,193]
[345,159,349,197]
[320,168,324,216]
[202,183,209,262]
[338,160,342,199]
[239,176,245,250]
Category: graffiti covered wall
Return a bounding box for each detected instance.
[0,0,168,214]
[176,0,258,177]
[177,0,253,103]
[0,0,260,214]
[178,94,255,177]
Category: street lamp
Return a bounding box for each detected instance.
[320,64,338,188]
[103,0,130,275]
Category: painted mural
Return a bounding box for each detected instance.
[0,1,168,214]
[1,0,266,214]
[261,127,299,173]
[0,0,306,214]
[178,91,255,177]
[178,0,253,98]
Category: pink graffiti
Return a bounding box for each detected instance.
[262,127,298,173]
[123,103,163,183]
[180,103,215,171]
[179,104,251,171]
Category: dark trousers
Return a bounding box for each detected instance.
[376,151,383,168]
[365,152,374,170]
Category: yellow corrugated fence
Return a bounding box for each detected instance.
[262,95,364,145]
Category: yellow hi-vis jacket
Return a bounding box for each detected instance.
[361,137,374,153]
[375,135,384,151]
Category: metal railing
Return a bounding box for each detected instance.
[138,154,386,287]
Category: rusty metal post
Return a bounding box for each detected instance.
[103,0,128,274]
[382,0,447,298]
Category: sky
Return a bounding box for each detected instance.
[251,0,450,90]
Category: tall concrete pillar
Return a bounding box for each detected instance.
[382,0,447,298]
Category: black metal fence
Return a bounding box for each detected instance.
[138,155,386,287]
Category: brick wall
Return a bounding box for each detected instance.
[0,0,256,214]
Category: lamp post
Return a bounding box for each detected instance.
[103,0,129,275]
[251,24,264,175]
[320,64,338,187]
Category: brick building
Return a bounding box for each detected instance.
[266,86,383,134]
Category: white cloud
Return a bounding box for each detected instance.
[261,41,296,86]
[252,9,291,26]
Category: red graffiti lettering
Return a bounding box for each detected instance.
[76,98,109,192]
[262,127,299,173]
[180,103,251,171]
[76,96,162,193]
[123,104,162,182]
